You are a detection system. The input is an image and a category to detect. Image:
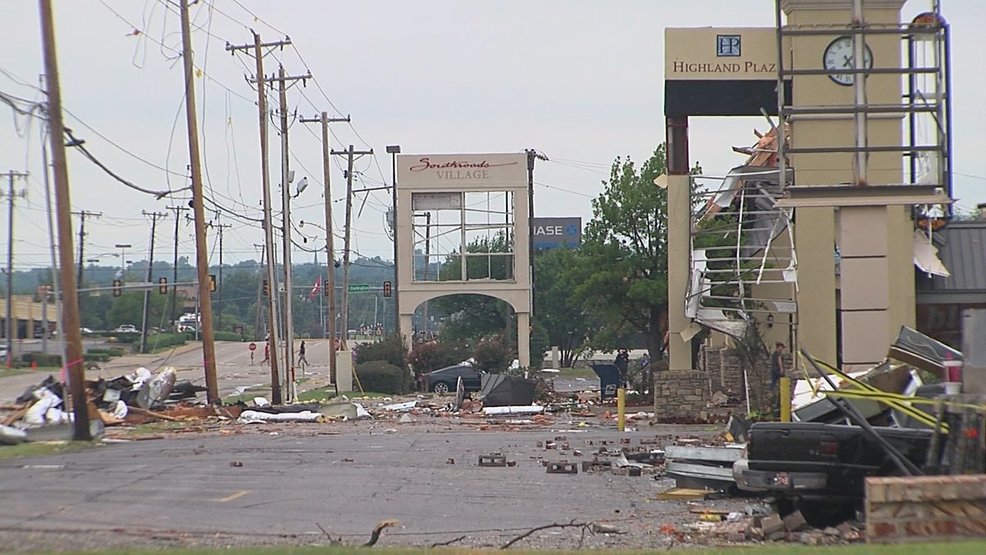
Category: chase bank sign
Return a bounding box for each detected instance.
[532,217,581,250]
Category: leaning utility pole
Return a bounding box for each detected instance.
[39,0,89,440]
[226,33,290,405]
[139,211,166,353]
[300,112,349,386]
[331,145,372,343]
[166,204,189,325]
[270,65,309,402]
[72,210,101,285]
[3,170,28,367]
[178,0,219,404]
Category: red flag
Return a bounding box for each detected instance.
[308,275,322,300]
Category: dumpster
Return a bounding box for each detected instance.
[591,363,621,400]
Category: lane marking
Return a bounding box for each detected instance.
[217,490,250,502]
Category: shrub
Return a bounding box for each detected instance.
[473,335,513,373]
[355,360,408,394]
[22,353,63,367]
[214,331,244,342]
[143,333,187,351]
[407,339,471,374]
[354,334,407,369]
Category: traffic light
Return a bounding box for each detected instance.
[382,280,392,298]
[209,274,217,292]
[158,277,168,295]
[112,279,123,297]
[262,279,269,296]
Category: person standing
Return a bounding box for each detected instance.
[770,342,786,388]
[615,349,630,388]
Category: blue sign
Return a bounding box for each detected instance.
[532,217,582,250]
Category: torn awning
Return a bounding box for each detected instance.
[913,229,950,277]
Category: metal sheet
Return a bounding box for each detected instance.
[666,445,744,463]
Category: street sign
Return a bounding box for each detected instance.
[348,283,370,292]
[248,342,257,351]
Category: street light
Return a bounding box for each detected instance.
[114,244,131,279]
[385,145,400,338]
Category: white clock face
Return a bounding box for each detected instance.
[823,36,873,86]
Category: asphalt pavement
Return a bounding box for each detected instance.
[0,419,746,552]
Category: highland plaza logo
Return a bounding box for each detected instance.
[716,34,741,57]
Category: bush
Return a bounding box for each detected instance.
[354,334,407,369]
[142,333,187,351]
[84,352,110,363]
[407,339,471,374]
[355,360,408,394]
[473,335,513,373]
[214,331,244,342]
[21,353,63,367]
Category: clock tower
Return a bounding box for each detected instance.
[777,0,950,367]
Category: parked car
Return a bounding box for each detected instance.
[733,421,937,524]
[80,327,94,335]
[0,345,7,363]
[423,364,482,394]
[113,324,138,334]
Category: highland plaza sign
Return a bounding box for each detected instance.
[664,27,790,117]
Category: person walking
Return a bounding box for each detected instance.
[261,341,270,367]
[298,340,309,374]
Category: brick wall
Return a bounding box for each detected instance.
[700,346,792,413]
[866,475,986,543]
[653,369,710,421]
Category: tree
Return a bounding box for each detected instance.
[576,145,671,361]
[533,247,596,367]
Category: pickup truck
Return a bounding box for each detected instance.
[733,422,936,524]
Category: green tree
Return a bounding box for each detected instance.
[577,145,670,361]
[533,247,596,367]
[107,292,167,330]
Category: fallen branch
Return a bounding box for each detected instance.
[315,522,339,544]
[430,535,467,548]
[363,519,399,547]
[500,520,589,550]
[127,406,181,422]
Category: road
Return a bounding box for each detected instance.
[0,421,747,552]
[0,340,324,403]
[2,340,599,403]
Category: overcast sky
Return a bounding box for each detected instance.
[2,0,984,272]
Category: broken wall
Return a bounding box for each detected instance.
[701,346,787,413]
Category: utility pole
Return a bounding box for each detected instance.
[178,0,219,404]
[270,65,309,402]
[227,33,291,404]
[39,0,90,440]
[331,145,373,343]
[139,211,165,353]
[72,210,101,285]
[213,218,231,330]
[3,171,28,366]
[526,149,547,318]
[166,204,189,326]
[300,112,348,387]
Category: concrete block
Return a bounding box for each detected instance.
[761,513,784,536]
[783,510,807,532]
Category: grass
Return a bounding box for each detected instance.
[554,366,599,379]
[0,440,94,460]
[38,540,986,555]
[0,367,37,378]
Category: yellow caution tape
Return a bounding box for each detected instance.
[799,352,949,431]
